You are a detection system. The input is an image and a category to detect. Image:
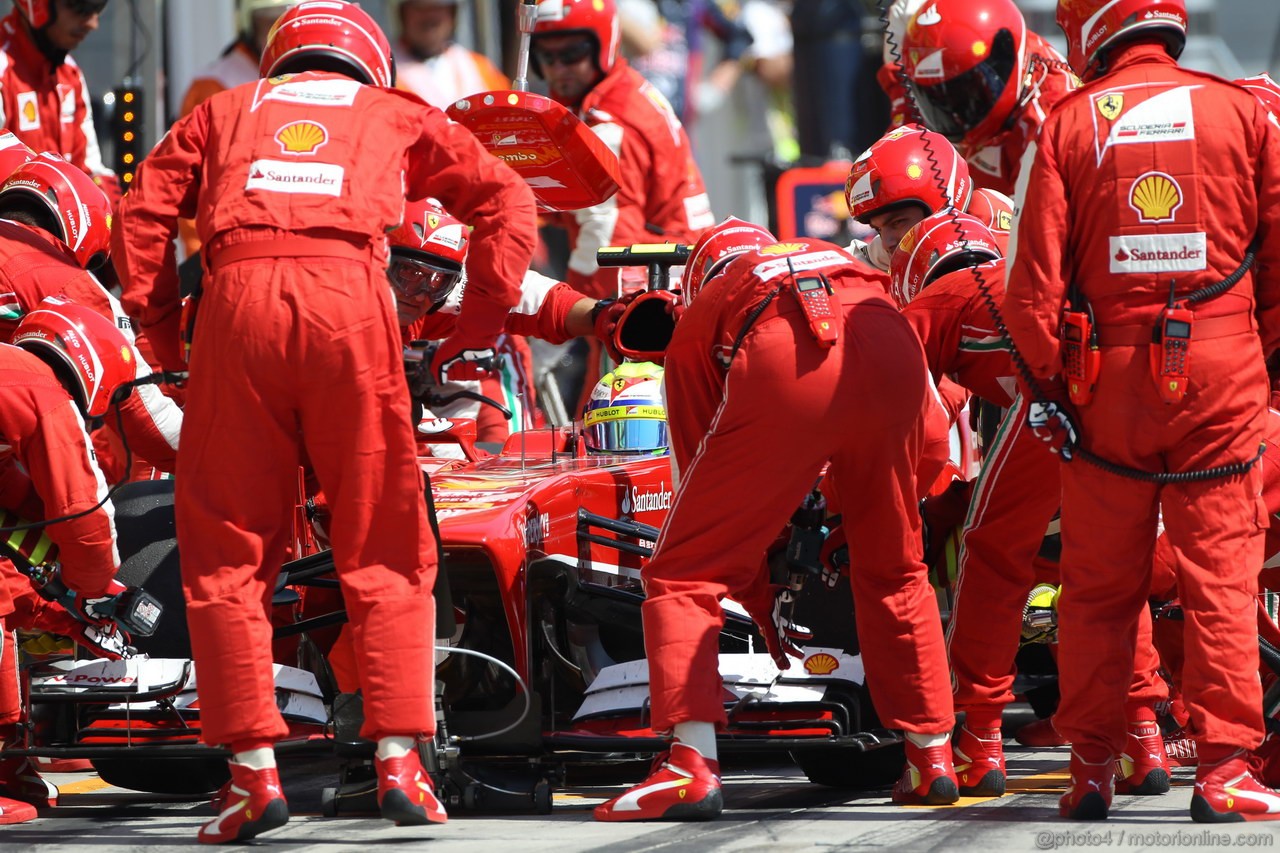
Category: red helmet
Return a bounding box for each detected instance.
[532,0,620,74]
[845,124,973,224]
[902,0,1027,146]
[16,0,107,30]
[0,153,112,270]
[13,296,135,419]
[889,211,1002,309]
[965,187,1014,234]
[0,133,34,182]
[1057,0,1187,80]
[387,197,469,312]
[1237,73,1280,118]
[682,217,775,302]
[260,0,395,88]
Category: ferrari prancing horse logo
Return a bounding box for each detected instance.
[1096,92,1124,121]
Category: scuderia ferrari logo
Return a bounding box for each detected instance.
[1096,92,1124,121]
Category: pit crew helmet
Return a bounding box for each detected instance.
[902,0,1027,147]
[1057,0,1187,80]
[532,0,620,75]
[387,197,469,312]
[682,217,776,302]
[583,361,667,455]
[239,0,301,37]
[0,152,112,270]
[889,211,1002,309]
[16,0,108,30]
[13,296,134,420]
[1237,73,1280,117]
[0,133,34,182]
[260,0,396,88]
[845,124,973,224]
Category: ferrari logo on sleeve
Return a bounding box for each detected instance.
[1096,92,1124,121]
[275,121,329,156]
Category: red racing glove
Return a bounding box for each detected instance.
[430,336,497,383]
[611,290,686,364]
[1026,400,1079,460]
[735,584,812,670]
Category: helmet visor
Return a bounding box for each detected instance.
[387,255,461,307]
[584,417,668,454]
[912,29,1017,142]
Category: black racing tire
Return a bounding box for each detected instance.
[793,742,905,789]
[91,756,229,796]
[109,479,189,658]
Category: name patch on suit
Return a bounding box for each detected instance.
[1109,233,1206,274]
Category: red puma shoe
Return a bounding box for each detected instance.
[1163,726,1198,767]
[0,756,57,808]
[1015,716,1070,748]
[892,739,959,805]
[375,749,447,826]
[953,725,1006,796]
[1059,747,1114,820]
[1192,748,1280,822]
[1114,721,1170,795]
[594,742,722,822]
[197,762,288,844]
[0,795,35,825]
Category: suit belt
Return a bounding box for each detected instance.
[1094,312,1256,347]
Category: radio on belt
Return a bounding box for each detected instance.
[1151,302,1193,405]
[791,274,839,347]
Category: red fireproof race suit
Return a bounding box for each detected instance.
[0,344,119,726]
[644,239,953,734]
[546,58,714,299]
[0,9,110,179]
[1004,43,1280,755]
[960,32,1074,196]
[0,221,181,479]
[114,71,536,747]
[905,260,1165,718]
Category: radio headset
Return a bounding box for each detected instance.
[878,0,1262,484]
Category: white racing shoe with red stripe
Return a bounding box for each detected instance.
[594,742,722,822]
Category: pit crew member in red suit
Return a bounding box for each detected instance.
[901,0,1075,196]
[0,153,181,479]
[0,1,113,186]
[112,1,537,842]
[892,211,1170,798]
[595,223,958,821]
[1003,0,1280,821]
[0,298,138,824]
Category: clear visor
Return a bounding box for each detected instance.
[584,418,668,454]
[387,255,461,308]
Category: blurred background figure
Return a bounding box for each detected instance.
[393,0,507,108]
[178,0,297,116]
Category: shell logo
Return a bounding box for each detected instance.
[275,121,329,156]
[803,652,839,675]
[120,346,132,363]
[21,101,36,124]
[1129,171,1182,223]
[906,163,923,180]
[759,242,804,256]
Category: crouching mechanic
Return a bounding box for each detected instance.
[0,297,140,824]
[891,212,1170,798]
[1004,0,1280,822]
[391,197,637,438]
[112,0,536,843]
[595,222,957,821]
[0,151,181,478]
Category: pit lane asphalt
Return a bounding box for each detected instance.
[7,709,1279,853]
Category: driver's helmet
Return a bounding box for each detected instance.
[583,361,667,455]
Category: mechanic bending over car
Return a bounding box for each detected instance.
[0,147,181,481]
[112,0,536,842]
[1004,0,1280,822]
[595,220,959,822]
[888,211,1172,799]
[0,298,144,825]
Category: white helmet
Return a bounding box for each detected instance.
[238,0,300,37]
